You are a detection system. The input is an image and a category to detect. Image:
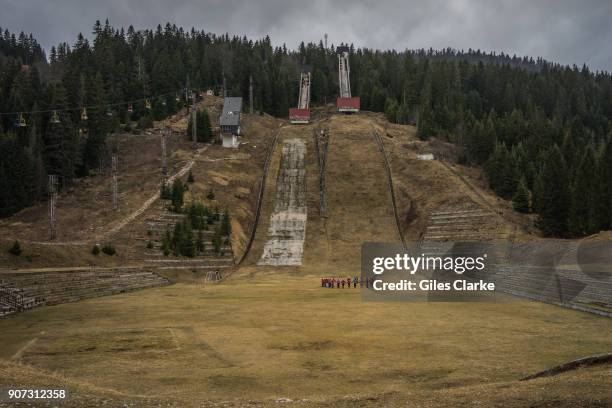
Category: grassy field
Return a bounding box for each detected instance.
[1,113,610,407]
[0,270,610,406]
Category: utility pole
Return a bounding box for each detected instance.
[48,175,58,240]
[185,74,190,113]
[192,93,197,149]
[249,74,254,114]
[222,71,227,98]
[111,154,118,211]
[324,33,328,50]
[161,128,168,176]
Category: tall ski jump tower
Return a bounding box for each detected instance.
[289,65,312,124]
[336,45,360,113]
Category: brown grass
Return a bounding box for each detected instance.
[0,273,610,406]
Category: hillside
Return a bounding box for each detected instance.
[1,106,611,407]
[241,109,533,275]
[0,96,280,269]
[2,104,598,273]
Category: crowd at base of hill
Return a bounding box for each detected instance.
[321,277,375,289]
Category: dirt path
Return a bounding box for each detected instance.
[99,146,207,241]
[25,146,207,246]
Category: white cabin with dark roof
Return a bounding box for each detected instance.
[219,97,242,148]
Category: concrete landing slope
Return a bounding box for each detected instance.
[258,138,307,266]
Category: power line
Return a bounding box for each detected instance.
[0,87,202,117]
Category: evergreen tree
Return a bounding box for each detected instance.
[467,121,494,164]
[2,23,612,239]
[186,108,213,143]
[44,83,78,184]
[82,72,110,174]
[486,142,508,196]
[512,177,530,213]
[384,97,398,123]
[536,146,570,237]
[196,229,204,254]
[170,178,186,212]
[569,146,599,236]
[501,152,520,199]
[8,240,22,256]
[181,220,195,257]
[601,137,612,229]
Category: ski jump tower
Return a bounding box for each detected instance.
[336,46,360,113]
[289,65,312,124]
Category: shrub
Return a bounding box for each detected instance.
[170,179,186,212]
[146,240,154,249]
[91,245,100,255]
[212,233,222,255]
[101,243,116,256]
[196,230,205,253]
[138,114,154,129]
[220,211,231,236]
[206,190,215,200]
[187,170,195,183]
[8,240,22,256]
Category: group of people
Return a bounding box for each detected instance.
[321,277,372,289]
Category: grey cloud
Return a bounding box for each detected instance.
[1,0,611,71]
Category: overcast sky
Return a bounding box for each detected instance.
[1,0,612,72]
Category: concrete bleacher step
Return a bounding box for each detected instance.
[462,265,612,312]
[429,209,491,216]
[15,274,164,297]
[0,270,170,316]
[426,224,501,231]
[429,212,491,221]
[41,280,167,306]
[144,259,234,268]
[428,220,497,228]
[16,278,163,299]
[422,206,610,316]
[423,204,507,242]
[143,249,232,258]
[424,234,510,241]
[496,274,612,302]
